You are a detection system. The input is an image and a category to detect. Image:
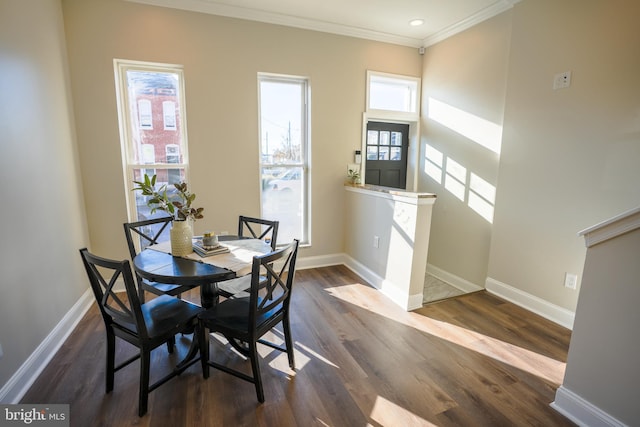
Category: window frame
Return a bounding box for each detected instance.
[366,70,421,121]
[114,59,190,223]
[363,71,421,190]
[257,73,311,246]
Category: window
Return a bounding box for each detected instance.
[258,74,310,245]
[366,71,420,117]
[114,59,189,225]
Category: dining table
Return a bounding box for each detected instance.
[132,236,273,369]
[133,235,272,308]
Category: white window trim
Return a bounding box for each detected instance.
[366,70,421,121]
[257,73,311,246]
[114,59,190,222]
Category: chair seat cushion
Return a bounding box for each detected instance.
[116,295,202,339]
[199,296,282,335]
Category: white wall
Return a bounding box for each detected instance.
[0,0,90,393]
[554,211,640,426]
[344,186,435,310]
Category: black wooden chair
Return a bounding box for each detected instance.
[79,248,203,417]
[124,216,186,302]
[217,216,280,298]
[197,239,299,402]
[238,215,279,250]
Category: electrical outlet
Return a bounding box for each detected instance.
[564,273,578,290]
[373,235,380,248]
[553,71,572,90]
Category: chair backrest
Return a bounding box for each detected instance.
[123,216,173,259]
[79,248,148,340]
[248,239,299,331]
[238,216,279,250]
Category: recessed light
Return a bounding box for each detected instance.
[409,19,424,26]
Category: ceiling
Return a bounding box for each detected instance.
[127,0,521,48]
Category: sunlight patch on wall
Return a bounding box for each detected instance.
[423,141,496,223]
[428,97,502,154]
[424,144,443,183]
[468,173,495,223]
[444,157,466,201]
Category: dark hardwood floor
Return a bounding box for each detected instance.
[21,265,575,426]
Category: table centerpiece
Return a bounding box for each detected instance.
[133,174,204,256]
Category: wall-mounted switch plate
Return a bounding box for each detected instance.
[373,235,380,248]
[0,342,3,359]
[564,273,578,289]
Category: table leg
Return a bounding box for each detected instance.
[200,282,220,309]
[176,281,219,371]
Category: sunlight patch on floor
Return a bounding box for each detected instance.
[292,341,340,370]
[369,395,437,427]
[326,282,566,385]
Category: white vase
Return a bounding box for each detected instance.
[170,219,193,256]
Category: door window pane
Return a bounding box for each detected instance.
[367,130,378,145]
[391,131,402,146]
[379,131,390,145]
[367,146,378,160]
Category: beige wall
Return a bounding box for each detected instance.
[0,0,90,389]
[419,12,512,287]
[488,0,640,311]
[419,0,640,313]
[62,0,422,261]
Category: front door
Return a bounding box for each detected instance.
[365,122,409,189]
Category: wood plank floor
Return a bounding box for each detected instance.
[21,265,575,426]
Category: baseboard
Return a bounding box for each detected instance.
[0,288,94,403]
[295,253,346,271]
[551,386,627,427]
[485,277,575,330]
[426,264,484,294]
[343,255,422,310]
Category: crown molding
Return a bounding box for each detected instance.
[127,0,424,47]
[127,0,520,48]
[422,0,522,47]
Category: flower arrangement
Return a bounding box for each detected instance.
[133,174,204,221]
